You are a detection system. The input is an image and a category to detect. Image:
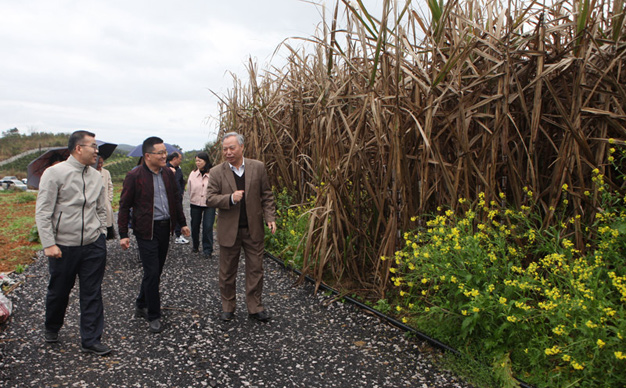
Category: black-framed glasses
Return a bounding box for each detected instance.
[148,150,167,156]
[79,143,98,150]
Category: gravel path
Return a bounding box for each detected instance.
[0,222,472,387]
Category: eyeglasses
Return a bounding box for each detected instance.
[148,150,168,156]
[79,143,98,150]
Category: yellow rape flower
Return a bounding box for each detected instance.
[597,339,606,348]
[545,346,561,355]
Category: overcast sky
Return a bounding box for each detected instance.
[0,0,388,152]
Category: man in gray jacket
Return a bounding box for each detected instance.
[35,130,110,356]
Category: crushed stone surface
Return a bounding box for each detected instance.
[0,212,472,387]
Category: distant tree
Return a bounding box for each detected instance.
[2,128,19,137]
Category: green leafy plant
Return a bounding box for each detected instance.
[386,181,626,387]
[266,186,311,269]
[27,225,39,243]
[373,298,391,314]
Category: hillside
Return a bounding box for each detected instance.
[0,129,69,160]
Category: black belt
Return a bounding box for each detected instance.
[154,219,170,226]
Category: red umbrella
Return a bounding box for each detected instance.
[26,148,70,189]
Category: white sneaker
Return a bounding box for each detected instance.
[175,236,189,244]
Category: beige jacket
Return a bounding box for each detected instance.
[36,155,107,248]
[100,167,114,227]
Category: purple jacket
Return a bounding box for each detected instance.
[118,163,187,240]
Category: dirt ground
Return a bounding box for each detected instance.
[0,196,37,273]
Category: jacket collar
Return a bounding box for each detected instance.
[142,162,162,175]
[66,154,89,170]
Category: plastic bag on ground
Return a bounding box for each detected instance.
[0,292,12,324]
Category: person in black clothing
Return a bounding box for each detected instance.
[167,152,188,244]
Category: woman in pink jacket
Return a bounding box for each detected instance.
[187,152,215,258]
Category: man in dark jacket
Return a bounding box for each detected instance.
[166,151,188,244]
[118,137,190,333]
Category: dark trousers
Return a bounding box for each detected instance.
[219,227,265,314]
[174,197,183,237]
[190,204,215,255]
[45,234,107,347]
[135,221,170,321]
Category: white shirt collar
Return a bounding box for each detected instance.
[228,158,245,176]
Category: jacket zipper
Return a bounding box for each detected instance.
[80,167,87,245]
[55,212,63,235]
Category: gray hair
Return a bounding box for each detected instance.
[223,132,244,146]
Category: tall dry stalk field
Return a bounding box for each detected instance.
[214,0,626,296]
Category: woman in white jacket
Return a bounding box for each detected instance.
[187,152,215,258]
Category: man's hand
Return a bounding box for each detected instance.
[267,221,277,234]
[44,245,62,258]
[181,226,191,237]
[120,237,130,250]
[232,190,244,204]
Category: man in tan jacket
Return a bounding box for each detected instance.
[36,130,110,355]
[206,132,276,322]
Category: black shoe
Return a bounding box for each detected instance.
[220,311,235,321]
[149,318,164,333]
[192,247,199,253]
[249,310,271,322]
[81,343,112,356]
[135,307,149,320]
[44,331,59,343]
